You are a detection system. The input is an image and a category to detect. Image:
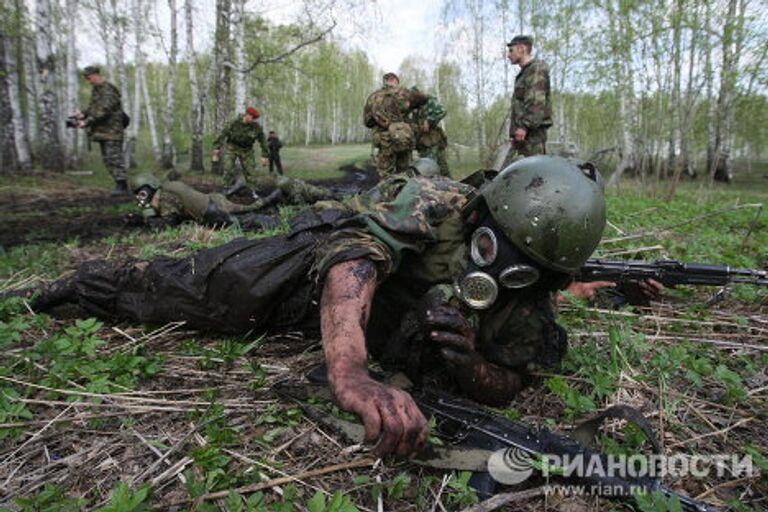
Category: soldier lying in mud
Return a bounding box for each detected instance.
[127,173,334,229]
[14,156,656,457]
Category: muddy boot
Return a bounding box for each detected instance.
[111,180,130,197]
[33,277,78,311]
[224,176,248,197]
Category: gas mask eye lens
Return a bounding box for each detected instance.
[136,187,154,208]
[470,227,498,267]
[499,265,540,289]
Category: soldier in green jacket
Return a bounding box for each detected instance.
[75,65,129,196]
[129,173,333,229]
[504,36,553,167]
[21,156,608,457]
[410,92,450,177]
[213,107,270,193]
[363,73,427,179]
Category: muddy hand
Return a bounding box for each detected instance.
[330,370,428,457]
[441,349,523,406]
[422,304,476,353]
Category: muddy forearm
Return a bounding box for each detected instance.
[320,259,378,382]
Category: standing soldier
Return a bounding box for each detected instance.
[75,65,129,196]
[411,90,450,177]
[267,130,284,175]
[504,35,552,166]
[212,106,269,195]
[363,73,424,179]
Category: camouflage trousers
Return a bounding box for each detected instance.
[418,145,450,177]
[373,131,412,179]
[224,145,258,186]
[98,140,126,182]
[501,128,548,169]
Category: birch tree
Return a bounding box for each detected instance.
[160,0,178,169]
[125,0,143,168]
[232,0,246,112]
[141,69,160,160]
[35,0,64,171]
[185,0,205,172]
[1,5,32,171]
[64,0,80,166]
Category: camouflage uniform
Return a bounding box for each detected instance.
[214,117,270,185]
[411,96,449,177]
[53,176,565,376]
[251,175,333,205]
[364,85,414,179]
[83,81,126,182]
[144,180,275,225]
[507,58,552,164]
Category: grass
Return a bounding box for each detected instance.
[0,148,766,511]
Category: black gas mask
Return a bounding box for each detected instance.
[135,185,157,209]
[454,219,541,309]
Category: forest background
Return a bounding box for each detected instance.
[0,0,766,188]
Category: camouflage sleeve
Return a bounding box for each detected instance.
[213,121,232,149]
[85,85,121,125]
[518,61,551,129]
[371,90,399,128]
[424,97,447,127]
[314,177,472,280]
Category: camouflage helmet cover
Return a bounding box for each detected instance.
[412,157,441,178]
[480,155,606,274]
[130,174,162,193]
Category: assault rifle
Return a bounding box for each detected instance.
[276,368,719,512]
[578,258,768,288]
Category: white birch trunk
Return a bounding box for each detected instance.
[305,80,314,145]
[22,17,39,147]
[233,0,246,111]
[94,2,114,80]
[161,0,178,169]
[64,0,80,166]
[35,0,64,171]
[185,0,205,172]
[126,0,143,168]
[3,31,32,171]
[141,70,160,160]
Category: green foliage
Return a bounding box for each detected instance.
[0,386,33,439]
[444,471,479,508]
[544,375,597,420]
[93,483,152,512]
[632,490,683,512]
[306,490,360,512]
[31,318,162,392]
[12,484,88,511]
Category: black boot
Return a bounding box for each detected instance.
[34,277,78,311]
[111,179,130,196]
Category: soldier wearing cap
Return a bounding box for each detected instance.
[213,107,270,195]
[504,35,552,165]
[363,73,423,179]
[75,65,129,196]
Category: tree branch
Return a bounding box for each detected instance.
[227,20,336,74]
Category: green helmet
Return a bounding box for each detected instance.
[130,174,162,193]
[481,156,606,274]
[412,157,440,178]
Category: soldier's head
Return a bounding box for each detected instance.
[506,35,534,65]
[455,156,605,310]
[131,174,162,208]
[408,87,428,110]
[244,107,261,123]
[382,72,400,87]
[82,65,104,85]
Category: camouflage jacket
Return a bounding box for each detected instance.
[84,82,125,141]
[214,117,269,157]
[363,85,411,131]
[510,58,553,134]
[411,96,447,148]
[314,176,563,372]
[147,180,264,222]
